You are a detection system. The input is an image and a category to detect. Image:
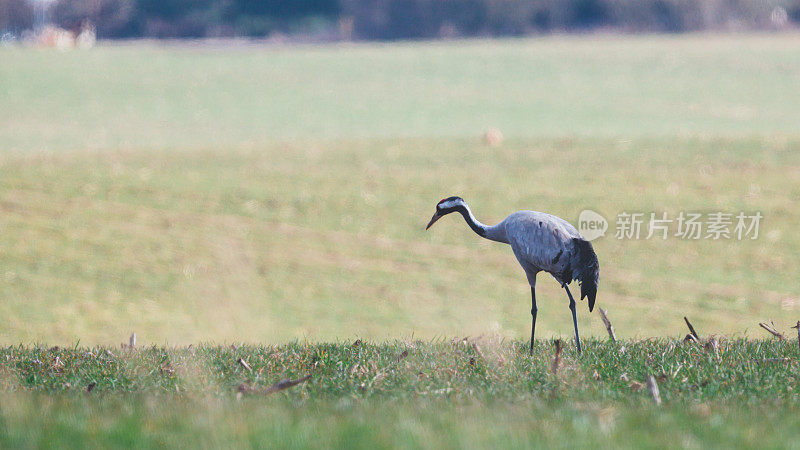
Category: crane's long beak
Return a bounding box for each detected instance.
[426,211,442,230]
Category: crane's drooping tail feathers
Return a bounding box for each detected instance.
[572,238,599,312]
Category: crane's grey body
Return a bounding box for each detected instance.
[502,211,582,282]
[426,197,599,354]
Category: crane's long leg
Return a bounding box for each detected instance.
[529,286,538,356]
[564,285,582,354]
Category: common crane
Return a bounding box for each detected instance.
[426,197,599,354]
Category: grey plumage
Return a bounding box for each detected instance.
[426,196,599,354]
[501,211,598,311]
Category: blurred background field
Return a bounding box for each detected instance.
[4,35,800,151]
[1,34,800,345]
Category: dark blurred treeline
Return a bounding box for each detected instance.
[1,0,33,34]
[2,0,799,39]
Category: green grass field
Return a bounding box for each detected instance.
[2,33,800,447]
[2,339,800,448]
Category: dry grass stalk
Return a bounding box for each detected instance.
[792,321,800,353]
[472,343,485,361]
[704,337,720,357]
[758,321,785,340]
[684,317,699,340]
[645,375,661,405]
[551,340,563,375]
[598,308,617,342]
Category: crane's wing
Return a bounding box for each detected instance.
[503,211,579,276]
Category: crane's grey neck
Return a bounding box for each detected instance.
[456,204,507,243]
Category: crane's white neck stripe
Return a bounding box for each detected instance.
[456,203,508,244]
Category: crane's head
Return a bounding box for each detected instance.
[426,196,465,230]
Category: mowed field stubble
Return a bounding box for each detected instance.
[1,33,800,447]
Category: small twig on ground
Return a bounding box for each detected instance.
[237,358,252,372]
[598,308,617,343]
[263,375,312,394]
[759,320,785,340]
[684,317,699,340]
[645,375,661,406]
[792,321,800,353]
[238,375,312,396]
[397,350,409,362]
[551,340,563,375]
[761,358,792,363]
